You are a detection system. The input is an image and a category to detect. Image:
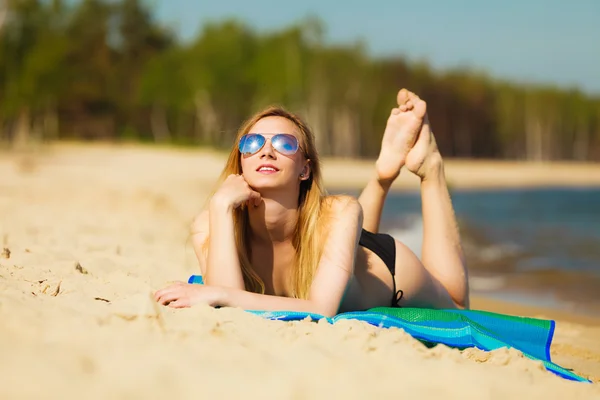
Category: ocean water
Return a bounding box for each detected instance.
[346,187,600,316]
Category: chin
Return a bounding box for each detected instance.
[247,174,290,191]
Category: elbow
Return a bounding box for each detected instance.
[190,210,209,235]
[312,303,340,319]
[190,216,203,235]
[316,308,336,319]
[315,310,337,319]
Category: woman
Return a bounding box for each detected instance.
[154,89,469,317]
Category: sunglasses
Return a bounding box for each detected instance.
[238,133,300,156]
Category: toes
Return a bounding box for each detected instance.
[413,99,427,118]
[390,107,400,115]
[407,92,427,118]
[407,91,419,101]
[399,105,407,112]
[396,88,410,106]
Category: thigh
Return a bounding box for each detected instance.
[392,240,457,309]
[341,247,395,311]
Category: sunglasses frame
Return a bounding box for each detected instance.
[238,133,301,156]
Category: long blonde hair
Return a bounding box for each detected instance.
[203,106,328,299]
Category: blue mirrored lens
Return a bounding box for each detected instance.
[239,134,265,155]
[272,134,299,155]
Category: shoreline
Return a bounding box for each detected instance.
[471,295,600,327]
[322,157,600,191]
[4,141,600,191]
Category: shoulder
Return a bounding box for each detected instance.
[190,210,210,266]
[323,194,362,213]
[321,194,363,225]
[191,209,210,235]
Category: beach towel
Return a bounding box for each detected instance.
[187,275,588,382]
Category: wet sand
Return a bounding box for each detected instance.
[1,143,599,399]
[323,156,600,190]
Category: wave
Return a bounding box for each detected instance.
[384,213,524,267]
[385,213,423,257]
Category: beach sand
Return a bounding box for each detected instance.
[1,143,599,399]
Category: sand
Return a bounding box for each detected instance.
[1,143,599,399]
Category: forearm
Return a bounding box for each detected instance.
[205,203,245,289]
[420,158,469,307]
[220,288,337,317]
[357,176,392,233]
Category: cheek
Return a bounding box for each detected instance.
[293,156,307,174]
[281,157,303,175]
[240,156,250,173]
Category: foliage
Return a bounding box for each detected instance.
[1,0,599,160]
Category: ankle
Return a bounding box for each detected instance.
[374,155,403,188]
[374,175,395,192]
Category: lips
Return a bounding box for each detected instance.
[256,164,280,173]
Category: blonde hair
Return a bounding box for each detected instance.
[203,106,328,299]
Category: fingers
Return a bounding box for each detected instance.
[238,174,262,207]
[154,283,184,304]
[156,291,181,305]
[227,173,249,186]
[155,289,190,308]
[226,173,242,182]
[154,283,200,309]
[222,174,263,209]
[167,299,189,308]
[249,190,262,207]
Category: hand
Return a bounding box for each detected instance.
[212,174,262,211]
[154,282,226,308]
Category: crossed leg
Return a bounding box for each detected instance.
[357,89,469,309]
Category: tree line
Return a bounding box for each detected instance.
[1,0,599,160]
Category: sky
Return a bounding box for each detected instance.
[153,0,600,95]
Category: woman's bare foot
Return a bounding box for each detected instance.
[404,92,443,180]
[375,88,428,185]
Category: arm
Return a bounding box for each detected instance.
[166,197,363,317]
[191,174,262,290]
[223,197,363,317]
[419,155,469,308]
[191,202,245,290]
[218,289,337,316]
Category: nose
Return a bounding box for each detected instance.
[258,137,276,159]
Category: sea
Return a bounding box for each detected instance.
[339,187,600,316]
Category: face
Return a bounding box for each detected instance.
[239,116,310,191]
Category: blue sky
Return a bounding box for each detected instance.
[153,0,600,94]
